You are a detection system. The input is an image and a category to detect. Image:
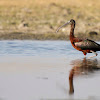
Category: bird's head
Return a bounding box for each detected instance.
[70,19,75,25]
[56,19,75,33]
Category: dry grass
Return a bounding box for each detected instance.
[0,0,100,40]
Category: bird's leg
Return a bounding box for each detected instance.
[88,51,98,58]
[84,55,86,58]
[83,52,87,58]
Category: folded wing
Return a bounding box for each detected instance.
[75,39,100,51]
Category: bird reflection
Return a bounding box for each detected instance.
[69,58,100,94]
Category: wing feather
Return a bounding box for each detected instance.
[75,39,100,51]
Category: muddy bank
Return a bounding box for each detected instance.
[0,30,99,40]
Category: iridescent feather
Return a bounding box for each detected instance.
[75,39,100,51]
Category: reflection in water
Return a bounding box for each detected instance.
[69,58,100,94]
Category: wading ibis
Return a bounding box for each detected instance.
[56,19,100,58]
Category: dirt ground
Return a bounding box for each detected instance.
[0,0,100,40]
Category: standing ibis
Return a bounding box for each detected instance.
[56,19,100,58]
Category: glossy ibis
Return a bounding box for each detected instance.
[56,19,100,58]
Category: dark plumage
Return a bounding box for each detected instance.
[75,39,100,51]
[56,19,100,58]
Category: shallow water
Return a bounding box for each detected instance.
[0,40,81,57]
[0,40,100,100]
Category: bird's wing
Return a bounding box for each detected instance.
[75,39,100,50]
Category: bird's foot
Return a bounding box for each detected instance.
[88,55,97,59]
[88,51,98,59]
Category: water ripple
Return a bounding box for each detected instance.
[0,40,99,57]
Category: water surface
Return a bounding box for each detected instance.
[0,40,100,100]
[0,40,82,57]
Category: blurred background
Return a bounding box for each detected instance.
[0,0,100,40]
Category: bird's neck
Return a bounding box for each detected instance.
[70,24,75,40]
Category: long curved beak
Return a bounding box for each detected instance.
[56,21,70,33]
